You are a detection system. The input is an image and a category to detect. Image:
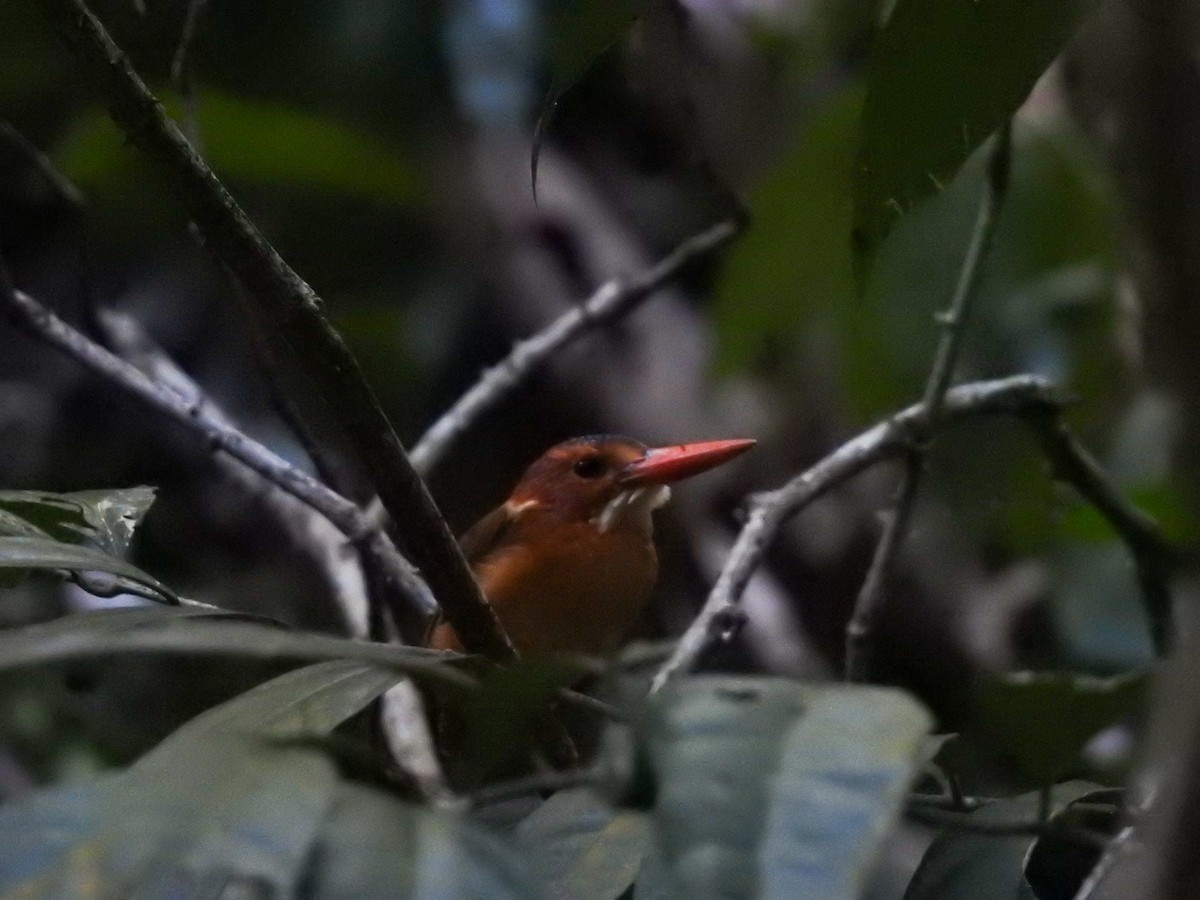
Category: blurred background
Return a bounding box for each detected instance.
[0,0,1190,823]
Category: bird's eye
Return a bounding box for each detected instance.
[573,456,606,479]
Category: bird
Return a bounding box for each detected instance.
[426,434,755,657]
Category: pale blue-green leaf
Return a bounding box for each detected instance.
[514,787,650,900]
[644,677,931,900]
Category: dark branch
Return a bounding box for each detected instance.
[39,0,516,663]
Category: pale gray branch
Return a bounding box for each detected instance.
[409,218,740,475]
[1,285,437,625]
[651,375,1067,692]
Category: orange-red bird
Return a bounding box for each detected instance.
[427,435,755,657]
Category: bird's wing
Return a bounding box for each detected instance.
[458,503,516,565]
[421,504,515,646]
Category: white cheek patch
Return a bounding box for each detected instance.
[594,485,672,534]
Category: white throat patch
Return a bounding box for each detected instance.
[593,485,672,535]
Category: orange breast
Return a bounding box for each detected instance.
[430,523,658,657]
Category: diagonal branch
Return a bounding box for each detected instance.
[0,281,436,629]
[843,121,1012,683]
[651,375,1066,692]
[409,218,741,475]
[650,372,1176,691]
[38,0,516,664]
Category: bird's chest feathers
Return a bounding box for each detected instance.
[475,522,658,655]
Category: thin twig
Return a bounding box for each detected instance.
[650,375,1067,692]
[1029,411,1176,654]
[843,121,1013,683]
[39,0,517,664]
[408,218,741,475]
[0,119,86,209]
[1,284,437,628]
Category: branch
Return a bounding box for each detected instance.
[844,122,1013,683]
[650,375,1066,692]
[1029,411,1176,653]
[95,309,453,799]
[409,218,741,475]
[97,306,372,634]
[39,0,516,664]
[0,119,86,209]
[0,282,436,629]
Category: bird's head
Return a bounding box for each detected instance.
[506,435,756,536]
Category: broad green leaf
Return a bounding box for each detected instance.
[307,782,530,899]
[0,486,156,556]
[852,0,1094,278]
[975,671,1147,785]
[160,659,404,743]
[0,607,472,691]
[0,663,394,896]
[56,91,419,204]
[514,787,650,900]
[855,120,1117,419]
[903,782,1114,900]
[0,535,178,603]
[714,82,864,375]
[0,660,528,898]
[640,677,931,900]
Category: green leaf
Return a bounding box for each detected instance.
[514,787,650,900]
[852,0,1093,278]
[307,782,530,899]
[714,82,864,375]
[160,659,404,743]
[638,677,931,899]
[975,671,1148,784]
[56,91,419,204]
[903,783,1114,900]
[0,660,530,897]
[463,659,583,779]
[0,486,156,556]
[0,607,473,691]
[0,535,178,603]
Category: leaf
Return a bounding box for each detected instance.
[462,659,583,779]
[55,91,419,204]
[852,0,1094,278]
[306,782,530,899]
[0,662,392,896]
[0,607,473,691]
[903,783,1114,900]
[0,660,530,897]
[0,535,178,602]
[160,659,404,743]
[974,671,1148,785]
[0,486,156,555]
[637,677,931,899]
[514,787,650,900]
[714,81,864,375]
